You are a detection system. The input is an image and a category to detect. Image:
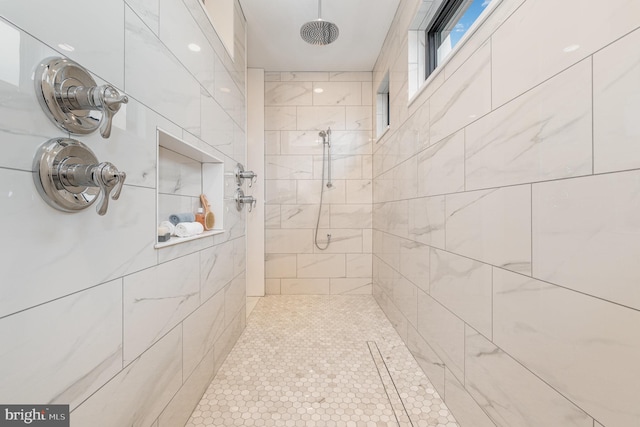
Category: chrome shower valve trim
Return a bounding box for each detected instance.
[33,138,126,216]
[35,57,128,138]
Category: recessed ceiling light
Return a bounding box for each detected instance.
[314,88,324,93]
[188,43,201,52]
[563,44,580,53]
[58,43,75,52]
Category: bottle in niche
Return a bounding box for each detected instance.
[195,208,206,228]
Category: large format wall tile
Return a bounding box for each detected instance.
[429,42,491,143]
[593,27,640,174]
[125,7,200,134]
[123,253,200,363]
[466,60,592,190]
[430,249,492,338]
[417,130,465,196]
[0,169,156,317]
[446,185,531,275]
[71,327,183,427]
[265,82,312,106]
[491,0,640,107]
[182,290,224,379]
[0,0,125,87]
[493,269,640,427]
[444,368,496,427]
[0,280,122,410]
[533,171,640,309]
[417,290,465,382]
[465,328,593,427]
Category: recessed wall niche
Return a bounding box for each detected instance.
[156,129,224,248]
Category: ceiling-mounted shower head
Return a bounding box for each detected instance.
[300,0,339,46]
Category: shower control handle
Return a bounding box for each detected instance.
[234,188,257,212]
[239,170,257,187]
[35,57,128,139]
[234,163,258,187]
[63,85,128,138]
[33,138,127,216]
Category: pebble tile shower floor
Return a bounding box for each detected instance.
[186,295,458,427]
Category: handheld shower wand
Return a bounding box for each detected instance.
[314,127,333,250]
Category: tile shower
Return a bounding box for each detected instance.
[0,0,248,425]
[0,0,638,427]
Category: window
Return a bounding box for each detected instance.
[376,72,390,138]
[408,0,494,99]
[427,0,492,74]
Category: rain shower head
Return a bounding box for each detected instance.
[301,0,339,45]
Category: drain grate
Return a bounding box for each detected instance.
[367,341,414,427]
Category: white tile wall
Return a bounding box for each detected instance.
[0,1,247,426]
[264,72,373,295]
[373,0,640,424]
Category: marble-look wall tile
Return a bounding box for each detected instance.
[297,106,346,130]
[125,8,200,134]
[465,327,593,427]
[0,0,124,87]
[265,106,297,130]
[281,279,330,295]
[494,268,640,427]
[265,131,281,155]
[182,290,224,379]
[266,155,313,179]
[123,254,200,363]
[533,171,640,309]
[0,280,122,410]
[329,72,373,82]
[126,0,159,34]
[407,325,445,397]
[429,42,491,144]
[346,106,373,131]
[158,147,202,197]
[491,0,640,107]
[265,205,281,228]
[446,185,531,275]
[200,240,236,301]
[71,327,183,427]
[399,239,430,293]
[225,274,246,325]
[265,82,313,106]
[374,285,408,341]
[393,275,418,327]
[430,249,492,338]
[312,82,362,105]
[331,131,372,155]
[159,0,214,94]
[213,306,246,374]
[265,254,297,279]
[313,229,363,254]
[346,254,372,278]
[0,169,156,318]
[158,347,214,427]
[265,279,281,295]
[200,92,235,157]
[265,229,313,254]
[297,179,346,204]
[297,254,346,278]
[330,204,372,228]
[282,71,329,82]
[444,368,495,427]
[593,27,640,174]
[265,180,297,204]
[408,196,446,248]
[417,290,465,382]
[466,59,592,190]
[346,180,372,204]
[280,130,324,155]
[280,204,329,229]
[330,278,372,295]
[417,130,465,197]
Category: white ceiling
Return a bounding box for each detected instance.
[238,0,400,72]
